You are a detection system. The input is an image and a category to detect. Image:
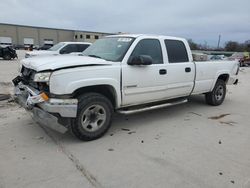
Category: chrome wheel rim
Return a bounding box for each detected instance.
[215,85,224,101]
[81,104,106,132]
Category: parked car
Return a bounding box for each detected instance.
[25,42,91,58]
[209,55,225,61]
[0,46,18,60]
[13,44,25,50]
[13,34,239,141]
[228,52,250,67]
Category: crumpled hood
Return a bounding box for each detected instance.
[26,50,57,56]
[21,55,112,72]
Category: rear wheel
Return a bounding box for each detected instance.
[205,79,226,106]
[71,93,113,141]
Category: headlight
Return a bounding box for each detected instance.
[34,72,52,82]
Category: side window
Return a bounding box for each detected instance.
[60,44,78,54]
[77,44,90,52]
[130,39,163,64]
[164,40,189,63]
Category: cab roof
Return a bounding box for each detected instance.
[106,34,185,41]
[62,42,92,45]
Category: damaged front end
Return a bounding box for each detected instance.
[12,66,78,133]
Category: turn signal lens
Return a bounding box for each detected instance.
[40,92,49,101]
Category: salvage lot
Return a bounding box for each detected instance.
[0,52,250,188]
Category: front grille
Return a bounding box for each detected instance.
[21,66,36,81]
[20,66,38,89]
[20,66,50,94]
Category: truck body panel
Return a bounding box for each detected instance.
[13,34,239,139]
[193,60,238,94]
[20,34,239,108]
[25,42,91,58]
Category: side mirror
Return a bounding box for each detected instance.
[128,55,153,66]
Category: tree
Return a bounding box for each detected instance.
[244,40,250,51]
[188,39,199,50]
[224,41,246,51]
[225,41,240,51]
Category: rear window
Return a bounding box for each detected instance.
[164,40,189,63]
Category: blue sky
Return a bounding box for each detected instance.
[1,0,249,47]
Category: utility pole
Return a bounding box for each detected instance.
[217,34,221,49]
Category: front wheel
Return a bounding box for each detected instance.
[205,79,226,106]
[71,93,113,141]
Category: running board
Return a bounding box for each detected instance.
[117,99,188,115]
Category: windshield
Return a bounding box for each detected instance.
[48,42,65,51]
[82,37,134,61]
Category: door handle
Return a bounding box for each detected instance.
[159,69,167,75]
[185,67,191,72]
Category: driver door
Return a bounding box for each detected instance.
[121,39,168,106]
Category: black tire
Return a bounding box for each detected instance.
[3,54,11,60]
[205,79,226,106]
[71,93,113,141]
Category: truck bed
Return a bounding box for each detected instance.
[192,60,238,94]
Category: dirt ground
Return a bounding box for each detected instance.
[0,53,250,188]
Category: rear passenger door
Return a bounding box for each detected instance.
[164,39,195,97]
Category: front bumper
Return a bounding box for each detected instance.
[13,82,78,133]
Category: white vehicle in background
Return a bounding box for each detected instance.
[0,37,12,48]
[208,55,226,61]
[25,42,91,58]
[23,38,34,48]
[14,34,239,141]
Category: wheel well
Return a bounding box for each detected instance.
[218,74,229,83]
[73,85,117,107]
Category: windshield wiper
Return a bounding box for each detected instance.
[84,54,102,59]
[87,54,102,59]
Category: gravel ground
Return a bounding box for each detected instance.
[0,50,25,95]
[0,54,250,188]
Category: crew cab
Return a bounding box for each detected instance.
[13,34,239,141]
[25,42,91,58]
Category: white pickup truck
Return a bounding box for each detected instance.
[13,34,239,141]
[25,42,91,58]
